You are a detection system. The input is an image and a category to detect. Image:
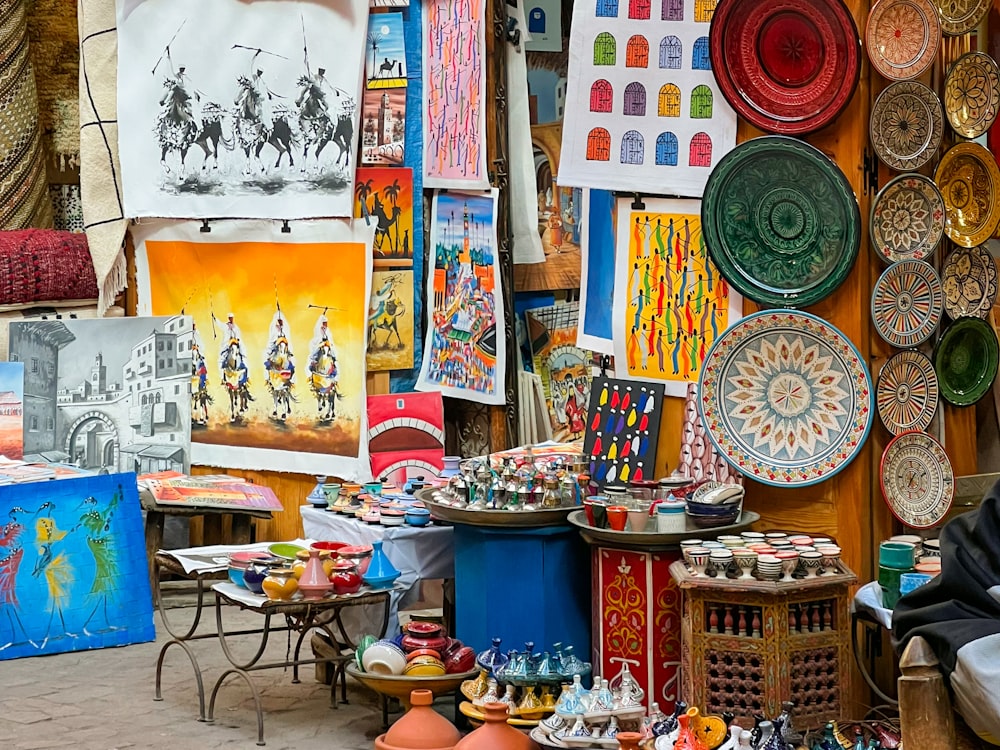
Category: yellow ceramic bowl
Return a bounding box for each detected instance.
[402,658,446,677]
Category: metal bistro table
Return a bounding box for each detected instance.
[151,551,392,746]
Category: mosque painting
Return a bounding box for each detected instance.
[0,475,155,660]
[8,317,192,473]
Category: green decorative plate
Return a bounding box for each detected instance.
[701,136,861,308]
[267,542,307,560]
[933,317,999,406]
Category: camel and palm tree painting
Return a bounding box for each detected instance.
[0,475,154,660]
[354,167,414,267]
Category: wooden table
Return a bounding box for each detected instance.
[141,490,273,601]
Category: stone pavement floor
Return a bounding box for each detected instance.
[0,591,458,750]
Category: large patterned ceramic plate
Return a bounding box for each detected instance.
[698,310,874,488]
[870,81,944,171]
[701,136,861,308]
[870,174,945,264]
[944,52,1000,139]
[871,260,943,348]
[709,0,861,135]
[881,431,954,528]
[933,316,1000,406]
[935,142,1000,248]
[865,0,941,81]
[876,350,939,435]
[942,245,998,320]
[934,0,990,36]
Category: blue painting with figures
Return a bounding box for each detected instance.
[0,473,154,660]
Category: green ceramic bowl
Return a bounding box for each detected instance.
[879,541,916,570]
[268,542,307,560]
[934,317,999,406]
[355,634,378,670]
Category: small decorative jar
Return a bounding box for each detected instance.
[261,567,299,601]
[656,499,687,534]
[330,559,363,595]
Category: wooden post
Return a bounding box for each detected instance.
[897,636,956,750]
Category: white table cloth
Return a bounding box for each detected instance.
[300,506,454,636]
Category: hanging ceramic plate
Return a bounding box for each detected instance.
[941,245,998,320]
[871,260,943,348]
[876,350,939,435]
[934,0,990,36]
[698,310,874,488]
[701,136,861,308]
[935,142,1000,248]
[870,174,945,264]
[933,316,1000,406]
[865,0,941,81]
[880,431,954,528]
[944,52,1000,139]
[709,0,861,135]
[870,81,944,171]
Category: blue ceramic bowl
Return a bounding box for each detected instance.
[228,566,246,588]
[243,564,267,594]
[364,571,401,590]
[686,499,742,516]
[405,508,431,527]
[686,507,740,529]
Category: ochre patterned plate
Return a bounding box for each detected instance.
[935,142,1000,247]
[880,430,953,529]
[870,173,945,264]
[933,316,1000,406]
[710,0,861,135]
[865,0,941,81]
[701,136,860,308]
[870,81,944,171]
[944,52,1000,139]
[871,260,943,348]
[698,310,874,488]
[934,0,990,36]
[876,350,939,435]
[941,245,998,320]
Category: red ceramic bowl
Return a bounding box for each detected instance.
[405,648,442,662]
[405,620,444,638]
[444,646,476,674]
[400,634,450,654]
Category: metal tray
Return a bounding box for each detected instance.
[414,489,576,528]
[568,509,760,551]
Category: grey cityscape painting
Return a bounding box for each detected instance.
[9,316,192,473]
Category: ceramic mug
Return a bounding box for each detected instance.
[606,505,629,531]
[322,482,342,507]
[627,508,649,533]
[584,497,609,528]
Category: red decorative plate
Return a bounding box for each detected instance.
[710,0,862,135]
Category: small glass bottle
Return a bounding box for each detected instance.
[542,477,561,509]
[560,475,577,507]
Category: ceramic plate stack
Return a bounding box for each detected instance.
[870,81,944,171]
[701,136,860,308]
[880,431,954,528]
[871,260,943,348]
[869,174,945,264]
[709,0,861,134]
[933,317,1000,407]
[865,0,941,81]
[698,310,874,488]
[935,143,1000,247]
[876,350,939,435]
[941,245,998,320]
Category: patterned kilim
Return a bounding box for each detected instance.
[77,0,126,313]
[0,229,98,304]
[26,0,81,167]
[0,0,53,229]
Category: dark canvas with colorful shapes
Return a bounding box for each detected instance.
[583,377,664,488]
[0,473,154,660]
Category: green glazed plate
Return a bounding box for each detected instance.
[933,317,999,406]
[268,542,307,560]
[701,136,861,308]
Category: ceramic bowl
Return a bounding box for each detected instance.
[311,541,349,554]
[268,542,307,560]
[686,499,741,516]
[444,646,476,674]
[229,550,274,568]
[686,506,741,529]
[880,541,916,569]
[401,634,450,653]
[355,634,378,670]
[405,620,445,638]
[381,510,406,527]
[362,640,407,675]
[243,563,268,594]
[403,658,447,677]
[406,648,443,662]
[405,508,432,527]
[228,565,246,587]
[339,545,373,575]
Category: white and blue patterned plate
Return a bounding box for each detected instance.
[698,310,874,488]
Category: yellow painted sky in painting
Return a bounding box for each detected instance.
[144,240,368,422]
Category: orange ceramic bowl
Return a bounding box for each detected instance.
[402,657,446,677]
[406,648,442,662]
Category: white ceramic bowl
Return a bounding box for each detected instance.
[362,640,407,675]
